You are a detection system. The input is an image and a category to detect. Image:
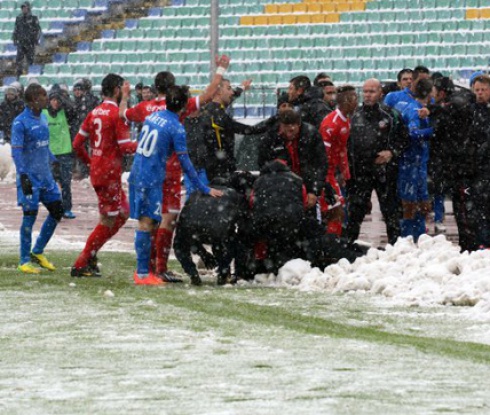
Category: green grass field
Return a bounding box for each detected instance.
[1,250,490,414]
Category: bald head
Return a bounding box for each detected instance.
[362,78,382,106]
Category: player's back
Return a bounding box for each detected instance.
[130,110,185,188]
[81,100,129,185]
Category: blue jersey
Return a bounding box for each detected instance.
[385,87,414,113]
[400,100,433,166]
[129,110,210,194]
[11,107,55,187]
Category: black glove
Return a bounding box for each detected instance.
[20,173,33,196]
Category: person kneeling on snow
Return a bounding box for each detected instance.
[173,173,253,286]
[247,160,367,277]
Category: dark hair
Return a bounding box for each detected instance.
[101,73,124,97]
[433,76,454,94]
[24,84,45,103]
[166,85,190,113]
[290,75,311,91]
[278,109,301,125]
[413,78,433,99]
[337,85,356,95]
[317,80,335,88]
[413,66,430,81]
[154,71,176,95]
[397,68,413,83]
[313,72,330,86]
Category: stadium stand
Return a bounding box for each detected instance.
[1,0,490,113]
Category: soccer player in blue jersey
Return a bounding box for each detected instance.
[397,78,434,242]
[129,85,222,285]
[11,84,65,274]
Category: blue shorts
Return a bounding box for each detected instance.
[397,162,429,202]
[17,179,61,212]
[129,184,163,222]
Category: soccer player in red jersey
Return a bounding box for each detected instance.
[319,85,358,236]
[71,74,137,277]
[118,55,230,282]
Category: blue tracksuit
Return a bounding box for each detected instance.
[384,87,415,112]
[11,106,61,265]
[11,107,61,210]
[397,100,434,241]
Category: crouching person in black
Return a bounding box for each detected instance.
[248,160,367,277]
[173,174,251,286]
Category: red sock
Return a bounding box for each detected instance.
[74,224,113,268]
[149,230,157,273]
[155,228,174,275]
[254,240,268,260]
[327,220,343,236]
[108,214,127,238]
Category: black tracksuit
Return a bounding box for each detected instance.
[346,103,409,245]
[258,122,327,198]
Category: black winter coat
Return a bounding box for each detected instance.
[197,102,268,181]
[348,103,408,179]
[70,92,100,138]
[13,13,41,47]
[298,86,332,129]
[258,122,327,196]
[469,101,490,182]
[0,98,24,142]
[252,161,305,232]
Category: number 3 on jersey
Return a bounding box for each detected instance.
[136,125,158,157]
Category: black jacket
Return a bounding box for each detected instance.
[469,101,490,182]
[13,13,41,47]
[197,102,267,181]
[258,122,327,196]
[70,92,100,138]
[252,161,305,232]
[178,185,248,242]
[298,86,332,129]
[348,102,408,179]
[0,98,24,143]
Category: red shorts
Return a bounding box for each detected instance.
[93,182,129,217]
[319,178,345,214]
[162,170,182,215]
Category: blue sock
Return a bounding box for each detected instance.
[20,214,37,264]
[400,219,415,239]
[135,230,151,276]
[32,215,58,255]
[434,195,445,223]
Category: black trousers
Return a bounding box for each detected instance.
[346,166,401,245]
[16,43,36,77]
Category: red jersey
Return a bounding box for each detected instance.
[123,96,200,177]
[123,96,200,124]
[320,109,351,182]
[74,100,133,187]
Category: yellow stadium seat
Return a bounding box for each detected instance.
[307,4,323,13]
[292,3,308,13]
[481,7,490,18]
[278,4,293,13]
[466,8,480,19]
[325,13,340,23]
[282,14,297,24]
[264,4,279,14]
[254,15,268,25]
[268,14,283,25]
[323,4,336,13]
[296,14,313,23]
[336,3,352,12]
[240,16,254,25]
[310,14,326,23]
[351,2,366,11]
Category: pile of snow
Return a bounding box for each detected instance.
[256,234,490,316]
[0,143,15,182]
